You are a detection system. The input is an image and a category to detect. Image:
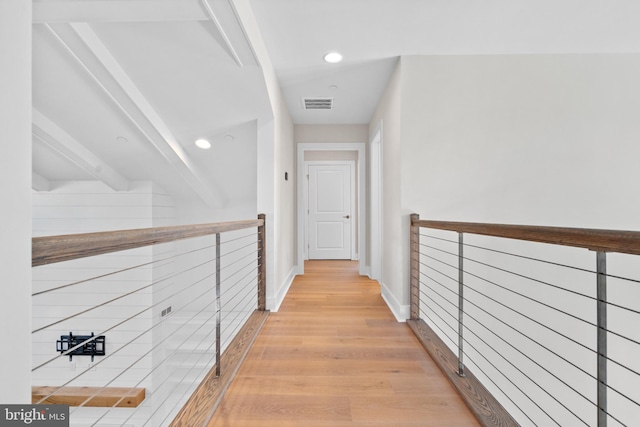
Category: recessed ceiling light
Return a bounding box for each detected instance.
[224,135,235,142]
[116,136,128,143]
[328,85,338,90]
[323,52,343,64]
[195,139,211,149]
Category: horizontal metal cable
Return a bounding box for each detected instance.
[31,240,213,297]
[420,232,597,275]
[219,240,258,261]
[418,260,459,287]
[218,249,258,275]
[152,295,259,426]
[419,251,640,383]
[221,293,258,350]
[458,341,538,427]
[74,288,220,414]
[605,299,640,317]
[463,281,595,354]
[222,269,258,305]
[420,255,596,352]
[418,271,458,297]
[459,291,596,382]
[222,278,258,325]
[33,261,218,372]
[463,316,594,424]
[419,283,458,320]
[422,250,597,337]
[462,332,568,426]
[420,303,459,350]
[421,242,596,302]
[32,254,215,334]
[422,232,640,286]
[219,231,257,247]
[421,250,597,329]
[129,315,221,426]
[35,269,219,400]
[221,256,258,283]
[421,297,458,336]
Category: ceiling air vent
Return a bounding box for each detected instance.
[302,98,333,110]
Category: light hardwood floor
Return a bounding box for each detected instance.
[208,260,481,426]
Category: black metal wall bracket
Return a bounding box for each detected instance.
[56,332,106,362]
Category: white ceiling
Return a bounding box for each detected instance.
[31,0,640,205]
[250,0,640,124]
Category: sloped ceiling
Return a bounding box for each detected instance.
[32,0,272,206]
[32,0,640,202]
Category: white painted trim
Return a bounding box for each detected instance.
[380,281,409,323]
[32,109,129,191]
[304,160,357,261]
[32,172,50,192]
[267,267,296,312]
[369,122,383,282]
[296,142,367,276]
[44,23,226,207]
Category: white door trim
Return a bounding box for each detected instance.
[305,161,357,260]
[370,124,383,282]
[296,142,366,276]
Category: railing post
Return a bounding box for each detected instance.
[597,251,607,427]
[258,214,266,311]
[410,213,420,320]
[215,232,221,377]
[458,232,465,377]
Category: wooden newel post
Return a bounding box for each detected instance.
[410,213,420,320]
[257,214,267,311]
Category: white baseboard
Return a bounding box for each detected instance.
[380,282,409,322]
[359,264,370,277]
[267,267,296,312]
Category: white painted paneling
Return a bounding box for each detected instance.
[31,180,177,427]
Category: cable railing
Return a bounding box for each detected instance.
[31,215,267,427]
[408,214,640,427]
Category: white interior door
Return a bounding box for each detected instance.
[308,164,352,259]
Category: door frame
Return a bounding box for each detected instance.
[297,142,366,276]
[370,125,383,282]
[306,161,356,261]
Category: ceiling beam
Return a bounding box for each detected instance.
[33,0,209,24]
[32,109,129,191]
[200,0,259,67]
[32,172,50,192]
[44,23,227,207]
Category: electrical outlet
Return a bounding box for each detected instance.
[161,306,172,317]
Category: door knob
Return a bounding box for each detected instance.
[344,215,350,219]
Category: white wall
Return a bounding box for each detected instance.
[294,124,368,144]
[233,0,296,311]
[0,0,32,404]
[400,54,640,229]
[368,61,405,320]
[373,53,640,426]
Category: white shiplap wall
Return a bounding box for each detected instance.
[32,181,176,426]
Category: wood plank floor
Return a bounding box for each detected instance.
[207,260,481,427]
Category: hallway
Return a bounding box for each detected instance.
[207,260,481,426]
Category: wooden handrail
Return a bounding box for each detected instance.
[32,218,264,267]
[413,219,640,256]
